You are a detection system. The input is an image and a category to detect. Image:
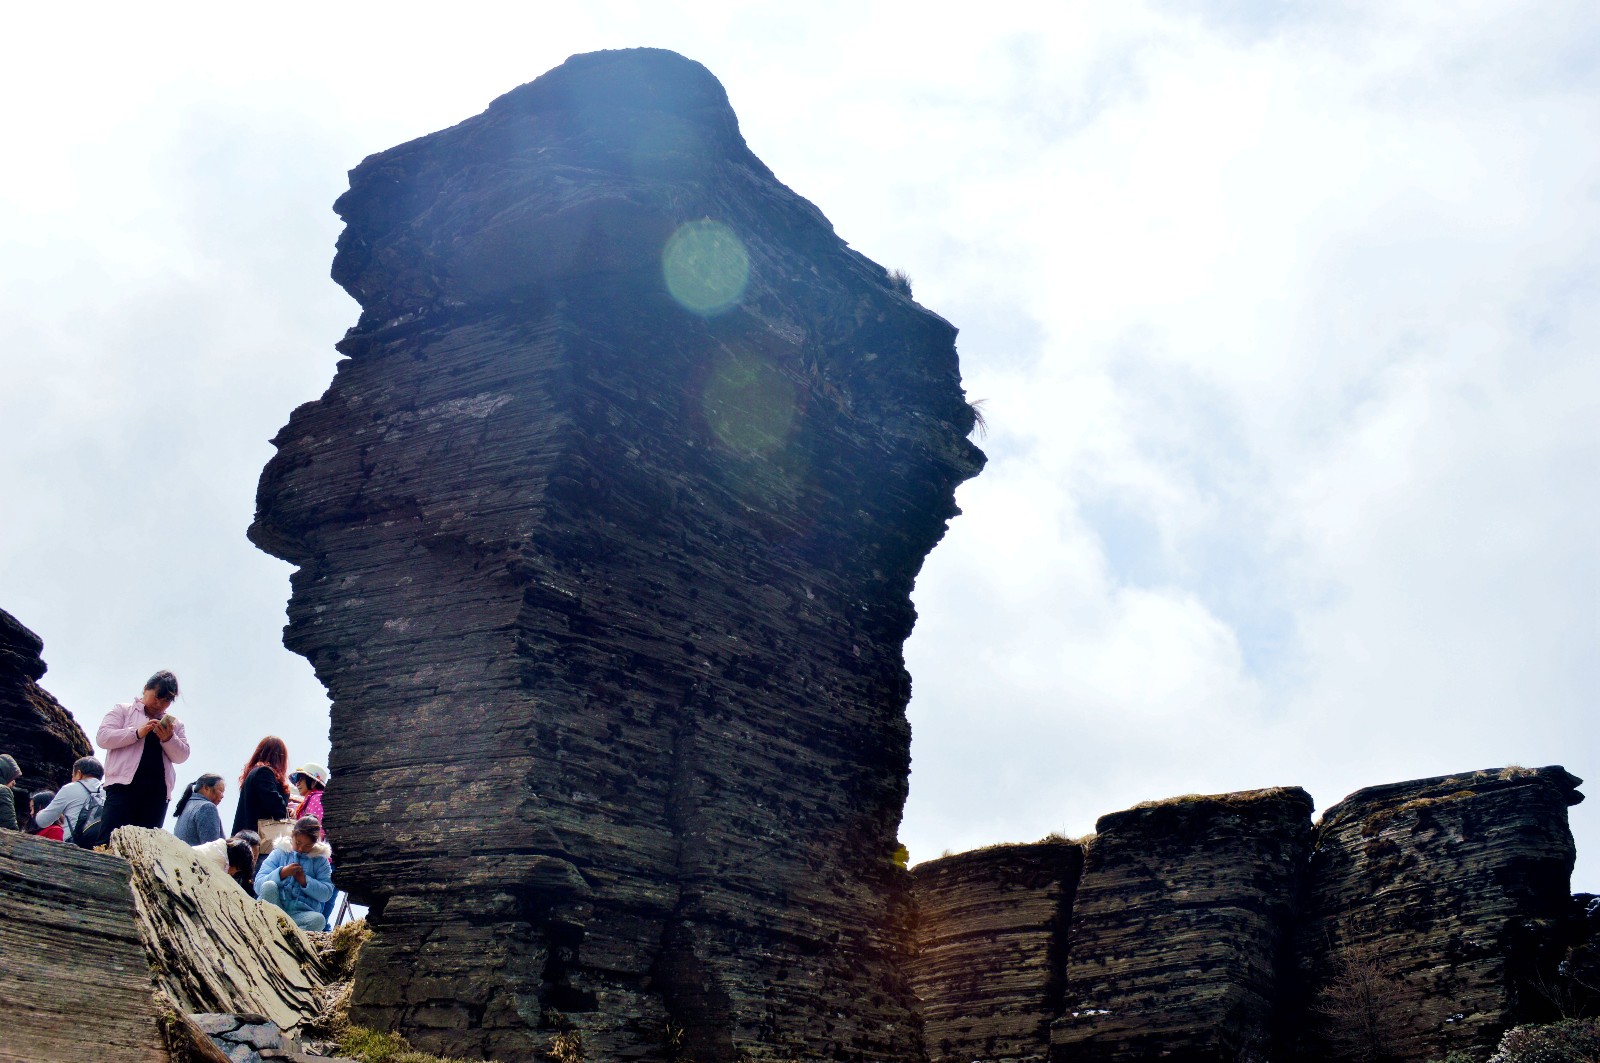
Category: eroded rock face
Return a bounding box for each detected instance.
[1051,787,1314,1062]
[910,841,1082,1063]
[111,827,330,1031]
[0,607,92,810]
[1294,766,1583,1062]
[250,48,982,1061]
[0,831,170,1063]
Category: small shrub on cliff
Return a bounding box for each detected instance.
[320,916,372,981]
[887,268,913,296]
[1487,1018,1600,1063]
[337,1025,498,1063]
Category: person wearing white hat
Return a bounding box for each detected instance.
[289,763,329,822]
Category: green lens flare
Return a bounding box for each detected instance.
[702,354,796,457]
[663,220,750,315]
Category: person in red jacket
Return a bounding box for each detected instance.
[28,790,64,840]
[96,670,191,835]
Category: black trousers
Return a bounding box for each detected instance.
[102,782,167,835]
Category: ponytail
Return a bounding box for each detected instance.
[173,773,223,819]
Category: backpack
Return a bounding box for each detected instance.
[71,782,107,849]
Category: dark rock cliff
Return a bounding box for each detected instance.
[910,769,1585,1063]
[0,606,93,825]
[1294,765,1583,1062]
[250,48,982,1061]
[910,841,1082,1063]
[1051,787,1314,1063]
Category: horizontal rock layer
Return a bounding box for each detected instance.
[251,48,981,1062]
[1294,765,1583,1062]
[910,841,1082,1063]
[0,830,170,1063]
[1052,787,1314,1063]
[910,769,1585,1063]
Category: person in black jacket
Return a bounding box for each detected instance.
[231,736,290,837]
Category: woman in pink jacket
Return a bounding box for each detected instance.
[96,670,191,835]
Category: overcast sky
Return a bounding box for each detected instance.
[1,2,1594,889]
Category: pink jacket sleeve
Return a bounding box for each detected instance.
[97,704,143,751]
[162,718,191,765]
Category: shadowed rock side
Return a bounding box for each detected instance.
[1050,787,1315,1063]
[910,841,1082,1063]
[249,48,982,1062]
[0,607,93,813]
[0,831,171,1063]
[1293,766,1583,1062]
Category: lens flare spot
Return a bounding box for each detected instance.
[703,354,796,457]
[663,220,750,315]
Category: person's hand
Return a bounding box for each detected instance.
[137,719,157,739]
[280,863,307,885]
[154,717,177,742]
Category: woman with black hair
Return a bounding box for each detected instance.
[172,773,226,844]
[193,831,262,893]
[96,670,190,834]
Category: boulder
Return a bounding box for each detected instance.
[110,827,331,1032]
[249,47,982,1062]
[910,840,1083,1063]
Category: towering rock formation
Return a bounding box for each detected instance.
[0,607,92,813]
[910,841,1082,1063]
[1051,787,1314,1062]
[250,48,983,1061]
[1294,766,1583,1062]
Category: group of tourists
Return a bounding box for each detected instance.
[1,669,340,932]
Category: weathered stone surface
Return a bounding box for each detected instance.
[0,830,171,1062]
[0,606,93,818]
[1293,765,1583,1062]
[1050,786,1314,1062]
[111,827,331,1032]
[910,840,1082,1063]
[250,48,981,1061]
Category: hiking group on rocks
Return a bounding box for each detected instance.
[2,668,342,931]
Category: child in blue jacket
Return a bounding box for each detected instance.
[254,815,335,931]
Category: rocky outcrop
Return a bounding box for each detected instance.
[910,769,1586,1063]
[0,830,171,1063]
[910,841,1081,1063]
[0,606,92,811]
[1051,787,1314,1062]
[1294,766,1583,1062]
[111,827,331,1030]
[249,48,982,1061]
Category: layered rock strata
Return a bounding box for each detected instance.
[0,606,92,810]
[250,48,982,1061]
[1294,766,1583,1062]
[1050,787,1314,1062]
[910,840,1082,1063]
[0,830,170,1063]
[111,827,331,1030]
